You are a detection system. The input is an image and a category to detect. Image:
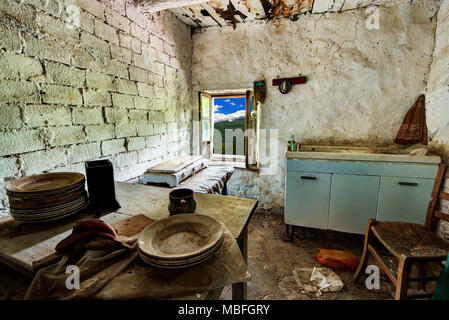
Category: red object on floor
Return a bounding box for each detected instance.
[312,248,358,270]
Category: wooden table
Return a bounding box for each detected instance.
[0,182,258,300]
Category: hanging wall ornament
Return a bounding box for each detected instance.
[279,79,291,94]
[253,80,266,104]
[272,75,307,94]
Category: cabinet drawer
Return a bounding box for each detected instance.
[285,171,331,229]
[377,177,434,224]
[328,174,380,234]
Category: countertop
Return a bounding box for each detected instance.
[286,146,441,164]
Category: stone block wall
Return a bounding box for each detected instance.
[0,0,193,217]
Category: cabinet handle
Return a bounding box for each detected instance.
[301,176,317,180]
[398,182,418,186]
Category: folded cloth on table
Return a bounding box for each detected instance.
[178,166,234,194]
[24,226,250,300]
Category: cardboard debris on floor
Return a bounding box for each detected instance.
[292,267,344,296]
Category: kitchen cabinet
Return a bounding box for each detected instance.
[377,176,435,224]
[285,149,440,234]
[285,171,331,229]
[328,174,380,234]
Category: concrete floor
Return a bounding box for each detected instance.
[0,210,435,300]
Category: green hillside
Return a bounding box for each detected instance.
[214,120,245,155]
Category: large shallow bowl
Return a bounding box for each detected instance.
[6,172,85,194]
[139,246,221,269]
[8,188,86,210]
[10,201,88,222]
[138,235,223,265]
[138,213,224,260]
[10,195,87,216]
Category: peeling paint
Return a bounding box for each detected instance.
[214,1,248,29]
[200,7,223,26]
[290,0,314,16]
[259,0,276,17]
[169,0,314,28]
[260,0,313,23]
[168,0,417,28]
[241,0,257,12]
[271,0,291,19]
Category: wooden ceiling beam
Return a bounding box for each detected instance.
[137,0,211,13]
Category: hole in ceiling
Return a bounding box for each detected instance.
[200,9,211,17]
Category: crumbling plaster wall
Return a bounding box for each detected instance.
[427,0,449,160]
[0,0,193,217]
[192,0,439,209]
[426,0,449,239]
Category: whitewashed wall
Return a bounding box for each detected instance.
[427,0,449,239]
[427,0,449,160]
[192,1,439,209]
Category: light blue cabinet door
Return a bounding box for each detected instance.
[328,174,380,234]
[377,176,434,224]
[285,171,331,229]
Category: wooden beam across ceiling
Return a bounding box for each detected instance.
[137,0,211,13]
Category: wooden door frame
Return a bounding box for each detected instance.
[244,90,251,169]
[198,92,212,157]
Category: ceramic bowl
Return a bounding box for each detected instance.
[138,213,223,260]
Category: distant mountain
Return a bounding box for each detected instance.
[214,119,245,131]
[214,110,245,122]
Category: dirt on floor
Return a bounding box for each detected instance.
[220,210,399,300]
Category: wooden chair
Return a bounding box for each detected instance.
[354,164,449,300]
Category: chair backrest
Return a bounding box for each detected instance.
[425,164,449,230]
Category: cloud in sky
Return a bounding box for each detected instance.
[214,110,245,123]
[214,104,223,112]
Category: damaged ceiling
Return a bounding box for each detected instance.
[136,0,411,28]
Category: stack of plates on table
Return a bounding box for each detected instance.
[5,172,88,223]
[138,213,224,269]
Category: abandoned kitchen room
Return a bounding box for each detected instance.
[0,0,448,304]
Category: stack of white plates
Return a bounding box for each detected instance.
[138,214,224,269]
[6,172,88,223]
